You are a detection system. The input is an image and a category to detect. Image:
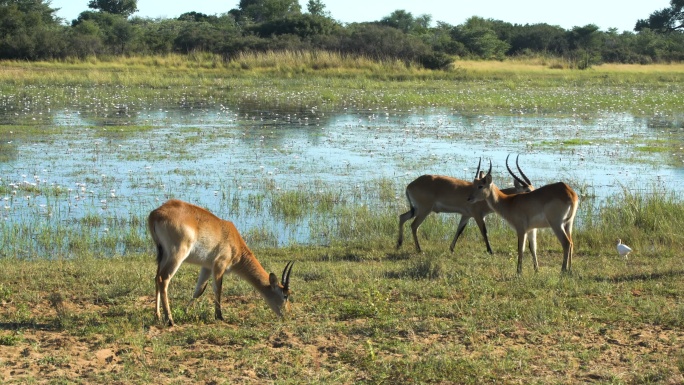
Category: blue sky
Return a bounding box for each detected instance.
[51,0,670,33]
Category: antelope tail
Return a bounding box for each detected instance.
[405,189,416,218]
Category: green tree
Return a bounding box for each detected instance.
[67,19,105,57]
[0,0,66,59]
[173,16,240,53]
[87,0,138,17]
[72,11,137,54]
[339,23,430,62]
[254,14,340,39]
[177,12,216,23]
[426,22,466,56]
[507,23,567,56]
[635,0,684,32]
[380,10,431,34]
[450,17,510,59]
[306,0,328,17]
[234,0,301,23]
[130,18,181,54]
[567,24,602,68]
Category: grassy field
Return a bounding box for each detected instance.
[1,53,684,117]
[1,187,684,384]
[1,56,684,383]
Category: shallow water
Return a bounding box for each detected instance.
[1,103,683,249]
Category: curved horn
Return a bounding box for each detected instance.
[515,155,532,186]
[474,157,482,179]
[487,159,492,177]
[506,154,527,187]
[281,261,294,289]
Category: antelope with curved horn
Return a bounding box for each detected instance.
[148,199,294,326]
[397,158,534,253]
[468,160,579,274]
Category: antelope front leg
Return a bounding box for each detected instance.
[472,216,493,254]
[212,258,232,321]
[186,267,212,311]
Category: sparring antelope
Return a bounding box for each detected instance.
[397,157,534,253]
[468,160,579,274]
[148,199,294,326]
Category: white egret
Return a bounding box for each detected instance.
[616,239,633,258]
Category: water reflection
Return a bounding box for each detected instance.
[1,103,683,250]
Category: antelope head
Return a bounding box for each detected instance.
[267,261,294,317]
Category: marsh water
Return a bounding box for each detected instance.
[1,100,683,252]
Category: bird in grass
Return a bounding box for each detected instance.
[616,239,633,258]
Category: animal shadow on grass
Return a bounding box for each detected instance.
[0,321,57,332]
[1,292,71,332]
[317,252,365,262]
[590,269,684,283]
[385,251,412,262]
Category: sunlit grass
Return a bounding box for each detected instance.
[1,223,684,382]
[1,53,684,118]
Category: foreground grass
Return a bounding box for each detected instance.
[2,190,683,384]
[2,211,684,383]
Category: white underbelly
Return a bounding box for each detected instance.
[528,212,550,229]
[184,244,216,268]
[433,202,466,214]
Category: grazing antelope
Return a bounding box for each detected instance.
[468,161,579,274]
[397,157,534,253]
[148,199,294,326]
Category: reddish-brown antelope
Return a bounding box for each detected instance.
[148,199,294,326]
[397,157,534,253]
[468,160,579,274]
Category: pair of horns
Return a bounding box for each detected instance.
[476,155,528,185]
[281,261,294,289]
[474,157,493,178]
[505,154,531,187]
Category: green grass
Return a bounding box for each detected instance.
[2,55,684,117]
[1,189,684,383]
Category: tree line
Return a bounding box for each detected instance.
[1,0,683,69]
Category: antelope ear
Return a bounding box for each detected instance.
[485,173,493,184]
[269,273,279,289]
[478,171,485,179]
